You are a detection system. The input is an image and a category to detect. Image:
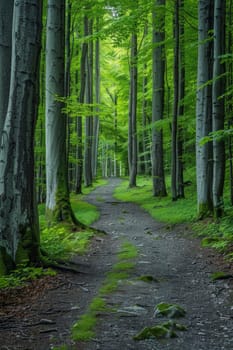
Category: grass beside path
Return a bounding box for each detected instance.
[114,177,233,261]
[114,177,196,224]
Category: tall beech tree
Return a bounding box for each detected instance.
[128,31,138,187]
[0,0,42,273]
[0,1,14,136]
[151,0,167,197]
[45,0,80,224]
[171,0,185,200]
[196,0,214,218]
[212,0,226,217]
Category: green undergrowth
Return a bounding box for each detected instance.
[193,213,233,260]
[0,180,107,288]
[0,266,56,289]
[114,176,196,224]
[40,179,108,260]
[41,225,94,260]
[114,176,233,259]
[71,241,138,343]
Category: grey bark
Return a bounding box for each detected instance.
[177,0,185,199]
[171,0,179,201]
[142,23,151,176]
[92,18,100,179]
[196,0,214,217]
[46,0,79,224]
[212,0,226,217]
[0,0,42,272]
[128,32,138,188]
[84,18,93,187]
[151,0,167,197]
[75,16,88,194]
[0,1,14,137]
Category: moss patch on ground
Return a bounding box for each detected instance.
[71,240,138,342]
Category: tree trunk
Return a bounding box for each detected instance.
[128,32,138,188]
[212,0,226,217]
[0,0,42,273]
[0,1,14,136]
[45,0,80,225]
[75,16,88,194]
[226,0,233,205]
[177,0,185,199]
[171,0,179,201]
[196,0,213,218]
[151,0,167,197]
[92,18,100,179]
[84,18,93,187]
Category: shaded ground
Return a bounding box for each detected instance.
[0,178,232,349]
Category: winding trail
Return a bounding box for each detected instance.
[0,178,232,349]
[80,178,233,350]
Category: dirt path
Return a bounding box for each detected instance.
[0,178,233,349]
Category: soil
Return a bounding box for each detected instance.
[0,178,233,350]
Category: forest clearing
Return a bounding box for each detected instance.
[0,0,233,349]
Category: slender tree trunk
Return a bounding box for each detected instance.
[0,0,42,273]
[177,0,185,199]
[128,32,138,188]
[151,0,167,197]
[0,1,14,137]
[46,0,80,225]
[171,0,179,201]
[196,0,213,218]
[142,23,151,176]
[92,18,100,179]
[84,18,93,187]
[75,16,88,194]
[212,0,226,217]
[226,0,233,205]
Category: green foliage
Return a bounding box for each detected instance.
[0,267,56,289]
[193,215,233,257]
[41,225,94,260]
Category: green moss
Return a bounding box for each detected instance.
[197,202,213,219]
[154,302,186,318]
[117,242,138,260]
[210,271,233,281]
[113,261,135,271]
[137,275,158,283]
[72,314,97,341]
[133,321,187,341]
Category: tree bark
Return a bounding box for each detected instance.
[92,18,100,179]
[75,16,88,194]
[128,32,138,188]
[0,0,42,273]
[171,0,179,201]
[84,18,93,187]
[151,0,167,197]
[196,0,213,218]
[0,1,14,137]
[45,0,80,225]
[177,0,185,199]
[212,0,226,217]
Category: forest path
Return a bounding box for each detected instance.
[77,178,233,350]
[0,178,232,350]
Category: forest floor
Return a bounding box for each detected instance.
[0,178,233,350]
